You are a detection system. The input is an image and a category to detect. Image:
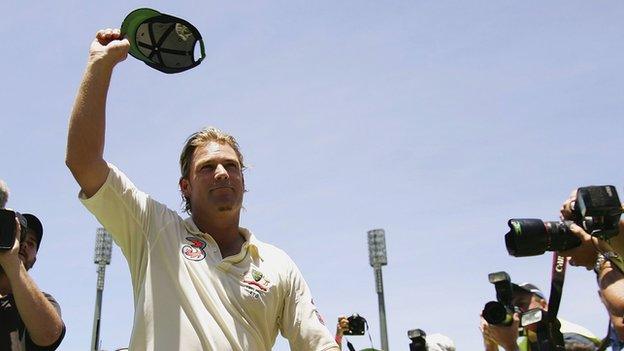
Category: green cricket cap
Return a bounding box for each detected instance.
[121,8,206,74]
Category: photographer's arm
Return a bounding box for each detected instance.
[598,280,624,342]
[597,261,624,320]
[0,220,63,347]
[66,29,130,198]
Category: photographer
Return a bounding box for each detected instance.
[0,213,65,350]
[480,282,598,351]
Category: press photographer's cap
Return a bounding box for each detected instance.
[22,214,43,250]
[513,282,545,300]
[120,8,206,74]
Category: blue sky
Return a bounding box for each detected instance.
[2,1,624,350]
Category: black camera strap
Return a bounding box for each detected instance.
[346,340,356,351]
[547,253,567,317]
[534,313,565,351]
[534,252,567,351]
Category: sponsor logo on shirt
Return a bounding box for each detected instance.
[182,237,207,261]
[242,267,271,298]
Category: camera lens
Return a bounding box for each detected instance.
[505,219,549,257]
[543,221,581,252]
[505,219,581,257]
[482,301,513,326]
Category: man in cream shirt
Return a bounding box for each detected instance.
[66,28,338,351]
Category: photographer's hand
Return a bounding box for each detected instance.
[480,315,520,351]
[559,223,599,269]
[0,216,23,272]
[559,189,577,221]
[334,316,349,349]
[558,189,600,269]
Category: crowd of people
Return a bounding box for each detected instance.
[476,188,624,351]
[1,25,623,351]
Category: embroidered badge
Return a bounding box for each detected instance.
[182,237,207,261]
[252,269,263,282]
[242,267,271,297]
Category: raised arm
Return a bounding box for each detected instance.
[66,28,130,197]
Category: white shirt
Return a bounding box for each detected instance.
[80,164,337,351]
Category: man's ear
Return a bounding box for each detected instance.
[179,178,191,197]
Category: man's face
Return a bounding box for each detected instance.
[511,290,548,333]
[180,141,244,215]
[511,290,547,313]
[18,230,37,270]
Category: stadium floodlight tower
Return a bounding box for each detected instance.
[368,229,389,351]
[91,228,113,351]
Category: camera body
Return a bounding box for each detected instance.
[575,185,622,239]
[0,209,27,250]
[343,314,366,336]
[505,185,622,257]
[407,328,427,351]
[482,271,516,326]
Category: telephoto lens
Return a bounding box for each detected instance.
[482,301,514,326]
[505,219,581,257]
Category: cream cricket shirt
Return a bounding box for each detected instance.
[80,164,337,351]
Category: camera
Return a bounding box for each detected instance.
[407,328,427,351]
[0,209,27,250]
[482,271,516,326]
[343,314,367,336]
[519,308,566,351]
[505,185,623,257]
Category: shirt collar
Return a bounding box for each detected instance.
[239,227,263,260]
[182,217,263,260]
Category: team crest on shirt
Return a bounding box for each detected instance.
[182,237,207,261]
[242,267,271,299]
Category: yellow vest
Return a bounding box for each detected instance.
[516,318,600,351]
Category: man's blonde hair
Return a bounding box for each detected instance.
[179,127,245,213]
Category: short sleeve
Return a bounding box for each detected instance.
[279,261,338,351]
[79,163,175,283]
[79,164,150,255]
[25,293,66,351]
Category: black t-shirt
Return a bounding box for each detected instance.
[0,292,65,351]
